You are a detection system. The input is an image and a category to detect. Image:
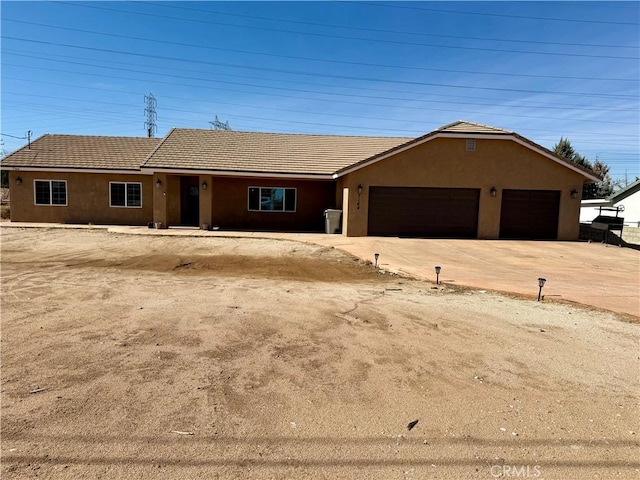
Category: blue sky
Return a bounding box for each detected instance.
[1,1,638,182]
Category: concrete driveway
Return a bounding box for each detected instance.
[3,222,639,318]
[310,235,640,319]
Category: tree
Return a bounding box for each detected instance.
[553,138,612,199]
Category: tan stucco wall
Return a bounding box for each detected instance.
[209,177,336,232]
[9,171,153,225]
[337,137,585,239]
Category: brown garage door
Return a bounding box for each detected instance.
[500,189,560,240]
[368,187,480,238]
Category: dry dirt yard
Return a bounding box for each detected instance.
[1,227,638,480]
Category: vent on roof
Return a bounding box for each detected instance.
[466,138,476,151]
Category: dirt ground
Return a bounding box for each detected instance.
[1,227,638,479]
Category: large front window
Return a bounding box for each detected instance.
[248,187,296,212]
[110,182,142,208]
[34,180,67,205]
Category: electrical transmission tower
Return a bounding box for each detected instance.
[144,93,157,138]
[209,115,230,131]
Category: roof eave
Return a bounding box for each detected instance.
[140,166,334,180]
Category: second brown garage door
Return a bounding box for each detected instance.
[500,189,560,239]
[368,187,480,238]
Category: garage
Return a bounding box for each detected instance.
[500,189,560,239]
[368,187,480,237]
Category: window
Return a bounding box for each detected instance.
[34,180,67,206]
[248,187,296,212]
[110,182,142,208]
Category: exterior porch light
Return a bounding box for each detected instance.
[155,179,162,188]
[537,277,546,301]
[357,184,364,209]
[202,181,208,191]
[435,266,441,285]
[15,176,22,185]
[490,186,497,197]
[374,253,379,269]
[570,188,578,199]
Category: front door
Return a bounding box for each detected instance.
[180,176,200,226]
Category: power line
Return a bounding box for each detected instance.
[5,36,638,100]
[7,49,637,112]
[4,55,637,115]
[4,19,637,83]
[6,90,639,142]
[141,1,639,50]
[0,132,28,139]
[350,1,640,26]
[3,65,636,127]
[49,2,639,60]
[5,91,639,147]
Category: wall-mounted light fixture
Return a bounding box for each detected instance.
[570,188,578,199]
[537,277,546,301]
[155,179,162,188]
[15,176,22,185]
[202,181,208,191]
[357,184,364,209]
[490,186,497,197]
[435,266,442,285]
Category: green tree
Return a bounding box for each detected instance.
[553,138,612,199]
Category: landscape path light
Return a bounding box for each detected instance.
[374,253,380,269]
[537,277,546,301]
[435,266,441,285]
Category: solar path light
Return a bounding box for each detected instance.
[374,253,380,269]
[537,278,546,301]
[435,266,442,285]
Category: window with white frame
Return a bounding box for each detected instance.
[34,180,67,206]
[110,182,142,208]
[248,187,296,212]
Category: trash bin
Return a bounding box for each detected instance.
[324,209,342,234]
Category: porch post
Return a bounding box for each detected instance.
[199,174,213,229]
[152,173,168,228]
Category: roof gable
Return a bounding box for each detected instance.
[334,120,600,182]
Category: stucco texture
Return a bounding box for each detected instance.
[338,137,585,239]
[8,171,153,225]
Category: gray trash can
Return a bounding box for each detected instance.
[324,209,342,234]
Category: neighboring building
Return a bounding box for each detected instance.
[580,179,640,228]
[1,121,599,239]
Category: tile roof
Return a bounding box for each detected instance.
[141,129,411,175]
[437,120,513,134]
[0,122,601,182]
[1,134,161,170]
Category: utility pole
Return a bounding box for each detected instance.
[144,93,157,138]
[209,115,230,130]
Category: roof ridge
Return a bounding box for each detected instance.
[170,128,412,140]
[438,119,512,133]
